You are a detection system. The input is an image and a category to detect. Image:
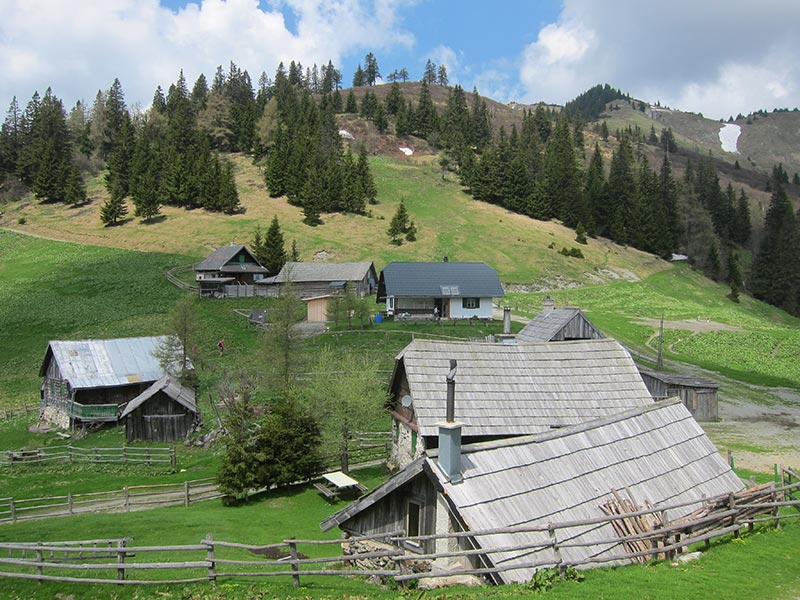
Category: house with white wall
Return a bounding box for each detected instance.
[377,261,503,320]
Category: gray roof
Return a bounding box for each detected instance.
[195,244,266,273]
[394,338,654,437]
[271,262,376,284]
[120,375,197,418]
[40,336,171,390]
[516,307,603,343]
[436,399,744,583]
[324,399,743,583]
[378,262,504,300]
[638,368,719,389]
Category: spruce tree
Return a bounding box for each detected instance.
[356,145,377,205]
[750,176,800,313]
[585,143,606,236]
[263,215,288,274]
[387,200,410,245]
[345,90,358,113]
[64,165,87,206]
[100,192,128,226]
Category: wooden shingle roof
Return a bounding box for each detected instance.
[119,375,197,418]
[270,261,376,283]
[323,400,744,583]
[638,368,719,389]
[516,307,603,342]
[393,338,653,437]
[435,399,744,583]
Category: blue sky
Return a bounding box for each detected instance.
[1,0,798,120]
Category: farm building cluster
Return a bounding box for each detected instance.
[33,246,736,583]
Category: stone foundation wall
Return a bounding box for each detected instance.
[342,538,431,575]
[41,405,70,430]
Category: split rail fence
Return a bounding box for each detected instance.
[0,469,798,588]
[1,445,176,468]
[0,477,218,524]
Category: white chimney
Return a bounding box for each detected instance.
[543,296,555,314]
[438,359,463,484]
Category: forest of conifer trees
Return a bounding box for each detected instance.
[0,57,797,315]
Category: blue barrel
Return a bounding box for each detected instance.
[375,313,383,324]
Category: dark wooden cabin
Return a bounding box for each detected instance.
[638,368,719,421]
[120,375,198,442]
[195,244,269,296]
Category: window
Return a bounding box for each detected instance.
[462,297,479,309]
[407,501,421,537]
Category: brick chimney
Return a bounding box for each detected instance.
[438,359,463,484]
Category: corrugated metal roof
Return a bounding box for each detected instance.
[271,262,376,283]
[378,262,504,300]
[42,336,171,390]
[195,244,266,272]
[395,338,653,437]
[435,399,744,583]
[120,375,197,418]
[516,307,602,342]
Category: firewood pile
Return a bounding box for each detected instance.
[599,488,663,563]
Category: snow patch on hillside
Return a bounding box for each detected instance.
[719,124,741,153]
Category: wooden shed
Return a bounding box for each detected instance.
[516,299,604,343]
[119,375,198,442]
[304,295,333,322]
[638,368,719,421]
[322,399,744,584]
[261,262,378,299]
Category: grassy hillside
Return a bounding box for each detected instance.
[507,263,800,389]
[0,154,669,284]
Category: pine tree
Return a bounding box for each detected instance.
[585,143,605,236]
[345,90,358,113]
[750,176,800,313]
[104,113,135,200]
[99,192,128,226]
[422,60,437,84]
[364,52,380,85]
[289,239,300,261]
[263,215,287,274]
[356,144,377,205]
[732,189,752,245]
[64,164,87,206]
[352,64,366,87]
[727,250,743,302]
[606,137,636,245]
[542,116,583,226]
[387,201,408,244]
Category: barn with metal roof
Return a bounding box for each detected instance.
[39,336,173,429]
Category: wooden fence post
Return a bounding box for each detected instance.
[36,543,43,584]
[205,534,216,582]
[184,481,190,507]
[9,498,16,522]
[289,536,301,588]
[773,489,780,529]
[170,447,176,469]
[67,493,74,515]
[146,448,151,466]
[68,445,74,464]
[116,539,126,584]
[548,523,564,575]
[124,487,130,512]
[122,446,127,463]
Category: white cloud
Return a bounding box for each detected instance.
[518,0,800,118]
[0,0,414,111]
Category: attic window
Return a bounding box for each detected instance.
[440,285,460,296]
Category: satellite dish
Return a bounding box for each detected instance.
[401,395,413,407]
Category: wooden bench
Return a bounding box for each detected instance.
[313,482,338,502]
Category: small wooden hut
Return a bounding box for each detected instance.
[516,298,604,343]
[120,375,198,442]
[638,368,719,421]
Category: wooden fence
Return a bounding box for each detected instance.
[1,445,176,468]
[0,477,218,524]
[0,403,35,421]
[1,469,797,588]
[165,264,199,293]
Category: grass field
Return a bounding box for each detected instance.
[506,263,800,389]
